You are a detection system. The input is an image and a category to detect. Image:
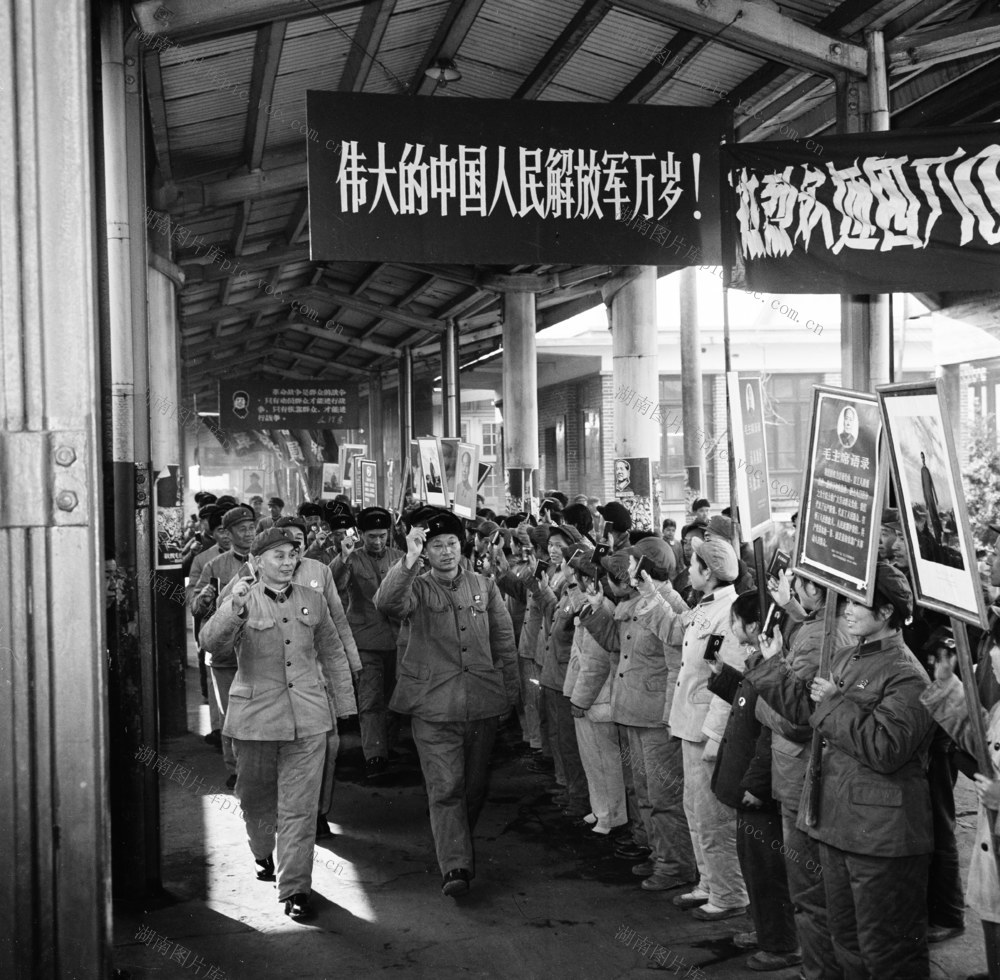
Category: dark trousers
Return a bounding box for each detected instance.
[985,921,1000,980]
[820,842,929,980]
[411,715,498,877]
[357,647,398,761]
[736,807,798,953]
[193,612,208,699]
[782,808,840,980]
[543,686,588,812]
[927,738,964,929]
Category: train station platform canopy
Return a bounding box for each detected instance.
[132,0,1000,406]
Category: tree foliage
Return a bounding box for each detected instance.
[963,416,1000,544]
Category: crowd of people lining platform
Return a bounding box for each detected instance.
[177,484,1000,980]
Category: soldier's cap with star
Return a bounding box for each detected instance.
[222,505,256,530]
[407,505,466,544]
[250,527,298,556]
[357,507,392,532]
[274,516,308,536]
[881,508,902,532]
[298,502,323,519]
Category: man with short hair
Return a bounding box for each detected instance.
[374,508,517,897]
[331,506,404,779]
[879,509,901,563]
[691,497,711,526]
[256,497,285,534]
[752,563,934,979]
[661,518,683,571]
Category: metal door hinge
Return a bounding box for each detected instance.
[0,430,90,527]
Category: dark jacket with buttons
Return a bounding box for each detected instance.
[202,583,356,741]
[749,631,934,857]
[375,560,518,722]
[330,546,404,651]
[708,654,775,810]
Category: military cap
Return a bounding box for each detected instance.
[357,507,392,532]
[874,561,913,619]
[250,527,298,557]
[408,505,465,544]
[222,505,256,530]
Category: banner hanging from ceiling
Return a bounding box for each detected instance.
[219,379,359,432]
[724,123,1000,293]
[306,93,730,265]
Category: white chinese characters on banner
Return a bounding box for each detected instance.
[336,142,689,222]
[730,143,1000,260]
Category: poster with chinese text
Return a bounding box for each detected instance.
[727,373,772,539]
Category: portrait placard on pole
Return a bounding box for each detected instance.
[726,373,772,540]
[876,380,988,628]
[795,387,886,604]
[417,437,447,507]
[613,457,653,532]
[453,443,480,519]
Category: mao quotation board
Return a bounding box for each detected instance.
[219,379,359,432]
[306,92,730,265]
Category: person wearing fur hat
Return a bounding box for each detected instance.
[374,508,518,897]
[751,563,935,979]
[201,528,357,921]
[330,506,404,780]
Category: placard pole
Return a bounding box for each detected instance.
[804,592,839,826]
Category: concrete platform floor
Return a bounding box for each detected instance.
[113,646,988,980]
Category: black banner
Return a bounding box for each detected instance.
[307,93,730,265]
[724,124,1000,293]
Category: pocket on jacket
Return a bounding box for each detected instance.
[644,676,667,692]
[850,781,902,807]
[230,682,252,699]
[246,616,274,631]
[399,661,431,681]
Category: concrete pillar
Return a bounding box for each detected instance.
[368,371,384,504]
[680,268,706,496]
[606,267,659,530]
[502,292,539,508]
[441,319,461,438]
[147,219,187,738]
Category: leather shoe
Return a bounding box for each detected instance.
[283,893,313,920]
[746,950,803,971]
[255,855,275,881]
[691,903,749,921]
[631,860,655,877]
[442,868,470,897]
[927,924,963,944]
[614,840,651,860]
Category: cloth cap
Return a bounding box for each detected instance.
[562,542,594,564]
[222,505,256,530]
[267,496,284,508]
[528,525,551,550]
[692,497,710,512]
[250,527,298,557]
[680,521,707,541]
[625,537,676,577]
[357,507,392,532]
[874,561,914,618]
[298,502,322,519]
[597,500,633,533]
[547,524,584,548]
[881,508,901,531]
[692,537,739,583]
[194,491,218,506]
[600,553,633,584]
[216,495,237,508]
[569,554,600,579]
[476,520,501,539]
[706,515,735,541]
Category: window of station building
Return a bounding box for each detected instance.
[481,422,499,458]
[582,409,601,475]
[656,379,715,503]
[764,373,823,496]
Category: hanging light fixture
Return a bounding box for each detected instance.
[424,58,461,87]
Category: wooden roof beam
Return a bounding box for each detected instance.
[410,0,489,96]
[304,283,447,333]
[244,21,287,171]
[888,13,1000,71]
[142,49,172,182]
[131,0,364,42]
[614,30,703,104]
[284,191,309,247]
[513,0,612,100]
[610,0,867,77]
[340,0,397,92]
[219,200,253,306]
[154,161,306,213]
